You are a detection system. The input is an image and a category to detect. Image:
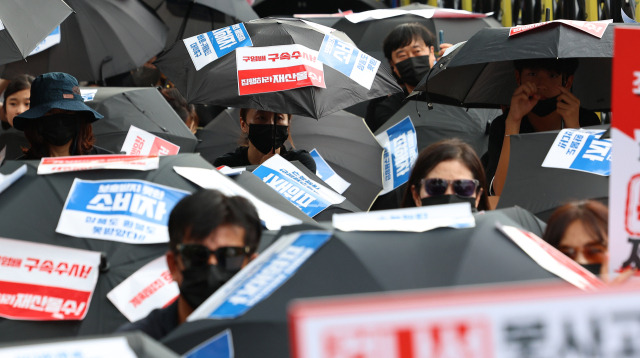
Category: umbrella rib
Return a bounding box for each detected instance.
[122,92,169,132]
[459,62,490,107]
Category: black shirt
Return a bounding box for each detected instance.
[116,300,179,340]
[213,146,317,173]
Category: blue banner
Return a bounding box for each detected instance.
[206,23,252,59]
[376,116,418,194]
[310,149,334,180]
[569,136,611,175]
[185,329,233,358]
[318,34,380,89]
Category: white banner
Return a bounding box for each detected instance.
[184,23,253,71]
[0,337,137,358]
[376,116,418,195]
[37,155,159,175]
[28,26,61,56]
[121,125,180,156]
[541,128,610,176]
[318,34,380,90]
[345,8,488,23]
[0,164,26,195]
[310,149,350,194]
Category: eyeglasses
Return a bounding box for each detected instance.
[176,244,250,271]
[421,178,480,197]
[558,244,607,263]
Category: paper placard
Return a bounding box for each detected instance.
[333,202,475,232]
[0,237,100,321]
[541,129,611,176]
[56,179,190,244]
[28,26,60,56]
[236,44,325,95]
[318,34,380,90]
[80,88,98,102]
[253,155,345,217]
[184,23,253,71]
[107,256,179,322]
[184,329,234,358]
[37,154,159,175]
[121,125,180,156]
[375,116,418,195]
[0,337,137,358]
[190,231,332,320]
[509,19,611,38]
[344,8,487,23]
[309,149,350,194]
[0,164,26,195]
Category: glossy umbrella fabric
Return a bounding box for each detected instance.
[195,107,242,165]
[2,0,168,82]
[154,17,402,119]
[0,0,72,65]
[162,207,556,356]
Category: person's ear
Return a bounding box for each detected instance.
[411,184,422,207]
[240,118,248,133]
[166,250,182,284]
[564,74,574,89]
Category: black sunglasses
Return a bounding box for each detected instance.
[421,178,480,197]
[176,244,250,271]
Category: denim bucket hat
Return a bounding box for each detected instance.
[13,72,103,130]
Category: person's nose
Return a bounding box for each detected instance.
[574,250,590,265]
[207,253,218,266]
[444,182,455,195]
[17,104,28,115]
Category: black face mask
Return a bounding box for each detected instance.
[530,96,558,117]
[580,263,602,276]
[37,113,79,146]
[421,194,477,212]
[180,264,238,309]
[248,123,289,154]
[394,56,431,87]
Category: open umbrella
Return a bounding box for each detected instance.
[0,0,72,65]
[162,207,556,356]
[2,0,168,83]
[84,87,198,154]
[154,17,402,119]
[0,127,28,161]
[414,21,639,112]
[195,107,243,165]
[252,0,386,17]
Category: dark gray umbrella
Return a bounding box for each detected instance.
[252,0,386,17]
[0,0,72,65]
[2,0,168,82]
[0,127,28,161]
[84,87,198,154]
[195,107,242,165]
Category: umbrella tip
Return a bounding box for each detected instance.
[99,252,110,273]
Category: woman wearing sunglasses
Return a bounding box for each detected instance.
[401,138,490,211]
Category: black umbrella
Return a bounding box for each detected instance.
[0,154,213,343]
[252,0,386,17]
[162,207,557,356]
[0,127,28,161]
[84,87,198,154]
[195,107,243,165]
[496,126,609,221]
[0,0,72,65]
[2,0,168,82]
[414,21,639,112]
[154,17,402,119]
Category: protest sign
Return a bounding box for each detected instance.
[0,337,137,358]
[375,116,418,195]
[0,164,26,195]
[344,8,487,23]
[236,44,325,95]
[121,125,180,156]
[0,237,100,321]
[184,329,234,358]
[37,154,159,175]
[56,179,190,244]
[80,88,98,102]
[107,256,179,322]
[28,26,61,56]
[541,129,611,176]
[184,23,252,71]
[309,149,350,194]
[509,19,611,38]
[253,155,345,217]
[317,34,380,90]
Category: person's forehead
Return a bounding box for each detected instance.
[186,224,246,249]
[394,37,428,51]
[522,66,561,74]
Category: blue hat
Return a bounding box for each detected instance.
[13,72,103,130]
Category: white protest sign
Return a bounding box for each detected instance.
[80,88,98,102]
[28,26,60,56]
[184,23,253,71]
[376,116,418,195]
[541,128,611,176]
[121,125,180,156]
[317,34,380,90]
[0,164,26,195]
[37,154,159,175]
[0,237,100,321]
[509,19,611,38]
[190,231,332,320]
[236,44,325,95]
[0,337,137,358]
[253,155,346,217]
[56,179,190,244]
[333,202,474,232]
[309,149,350,194]
[344,8,487,23]
[173,166,302,230]
[107,256,179,323]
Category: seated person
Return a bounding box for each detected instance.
[484,58,600,195]
[117,189,261,340]
[401,138,490,211]
[213,108,316,172]
[13,72,111,159]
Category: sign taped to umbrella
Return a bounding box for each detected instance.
[541,128,611,176]
[190,231,332,320]
[310,149,350,194]
[236,44,325,95]
[121,125,180,156]
[184,329,234,358]
[0,164,26,195]
[253,155,346,217]
[29,26,61,56]
[37,154,160,175]
[509,19,611,38]
[0,337,137,358]
[0,237,100,321]
[107,256,179,323]
[375,116,418,195]
[318,34,380,90]
[56,179,190,244]
[184,23,253,71]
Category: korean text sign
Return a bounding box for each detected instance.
[184,23,252,71]
[317,34,380,90]
[56,179,190,244]
[0,237,100,321]
[121,125,180,156]
[541,129,611,176]
[375,116,418,194]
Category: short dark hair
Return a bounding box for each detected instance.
[3,74,34,105]
[401,138,490,210]
[168,189,262,254]
[383,23,436,62]
[513,58,579,76]
[542,200,608,249]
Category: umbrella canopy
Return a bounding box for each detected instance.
[252,0,386,17]
[154,17,402,119]
[162,207,556,356]
[0,0,72,65]
[0,127,28,161]
[195,107,243,165]
[496,126,609,221]
[414,22,640,111]
[2,0,168,82]
[84,87,198,154]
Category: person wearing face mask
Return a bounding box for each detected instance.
[213,108,316,172]
[483,58,600,196]
[401,138,490,211]
[12,72,111,159]
[117,189,261,340]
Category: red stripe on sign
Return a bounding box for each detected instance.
[0,280,92,320]
[396,329,414,358]
[238,65,325,95]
